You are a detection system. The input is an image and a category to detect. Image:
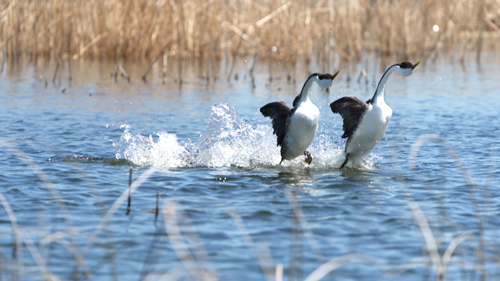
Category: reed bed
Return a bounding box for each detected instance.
[0,0,499,66]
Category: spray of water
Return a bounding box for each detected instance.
[113,103,375,170]
[114,124,189,167]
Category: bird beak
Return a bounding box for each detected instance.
[411,61,421,70]
[332,69,341,80]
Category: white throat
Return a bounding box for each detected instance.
[296,76,319,105]
[372,65,412,105]
[295,75,333,106]
[372,66,396,104]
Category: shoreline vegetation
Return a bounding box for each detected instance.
[1,0,499,69]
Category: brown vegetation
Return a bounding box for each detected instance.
[0,0,499,65]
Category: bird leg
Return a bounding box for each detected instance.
[339,153,349,170]
[304,151,313,165]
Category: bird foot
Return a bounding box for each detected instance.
[304,151,313,165]
[339,153,349,171]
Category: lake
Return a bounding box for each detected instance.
[0,55,499,280]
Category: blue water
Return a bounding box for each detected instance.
[0,57,499,280]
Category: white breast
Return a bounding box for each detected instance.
[346,102,392,162]
[282,101,320,160]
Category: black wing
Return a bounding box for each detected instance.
[260,101,292,146]
[330,96,369,139]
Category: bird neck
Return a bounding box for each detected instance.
[300,79,315,102]
[371,64,398,104]
[295,76,318,105]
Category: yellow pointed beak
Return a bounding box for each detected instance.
[332,69,341,79]
[411,61,421,70]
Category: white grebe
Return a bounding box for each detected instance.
[330,61,420,170]
[261,70,340,164]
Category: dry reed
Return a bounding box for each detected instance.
[0,0,499,67]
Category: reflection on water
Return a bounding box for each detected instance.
[277,170,313,186]
[0,56,499,280]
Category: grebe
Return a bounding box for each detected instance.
[261,70,340,164]
[330,61,420,170]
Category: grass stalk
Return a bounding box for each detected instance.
[52,61,60,87]
[226,208,276,281]
[141,41,172,83]
[39,233,94,280]
[163,200,217,281]
[227,33,243,82]
[408,134,486,280]
[285,191,324,262]
[0,138,76,237]
[407,200,441,269]
[304,254,380,281]
[155,191,160,224]
[126,167,132,215]
[83,166,158,254]
[117,63,130,83]
[0,193,23,281]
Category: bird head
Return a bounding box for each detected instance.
[315,69,341,88]
[397,61,420,76]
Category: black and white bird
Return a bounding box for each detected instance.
[261,70,340,165]
[330,61,420,170]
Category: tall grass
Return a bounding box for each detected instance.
[0,0,499,65]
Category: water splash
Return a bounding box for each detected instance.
[113,103,375,170]
[194,103,280,168]
[114,124,189,168]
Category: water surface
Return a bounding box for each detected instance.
[0,57,499,280]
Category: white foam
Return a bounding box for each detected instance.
[113,103,376,170]
[114,124,188,168]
